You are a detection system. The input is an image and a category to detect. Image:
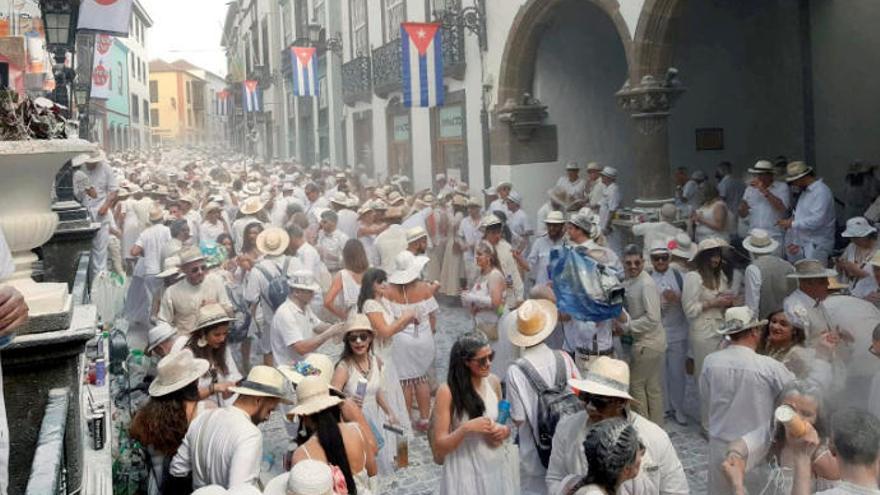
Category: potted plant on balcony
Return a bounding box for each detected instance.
[0,89,95,323]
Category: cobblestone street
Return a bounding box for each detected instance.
[258,300,709,494]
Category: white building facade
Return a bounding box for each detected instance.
[118,0,153,150]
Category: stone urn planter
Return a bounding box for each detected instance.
[0,139,95,318]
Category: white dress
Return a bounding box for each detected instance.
[384,295,438,383]
[335,269,362,317]
[463,268,515,378]
[439,379,515,494]
[361,299,413,436]
[695,200,730,243]
[341,356,396,475]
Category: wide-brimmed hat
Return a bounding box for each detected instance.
[716,306,767,336]
[357,202,375,217]
[451,195,468,208]
[178,195,195,206]
[148,205,165,222]
[228,365,290,401]
[329,192,349,206]
[748,160,775,175]
[388,251,429,285]
[568,212,595,235]
[842,216,877,238]
[204,202,222,214]
[667,233,697,259]
[649,240,669,256]
[242,182,262,196]
[586,162,602,172]
[455,183,470,195]
[502,299,558,348]
[239,196,265,215]
[387,191,405,205]
[507,191,523,206]
[787,259,837,279]
[406,226,428,244]
[193,303,234,333]
[344,313,374,335]
[158,256,182,279]
[256,227,290,256]
[288,375,343,417]
[568,357,634,401]
[495,180,512,190]
[263,460,336,495]
[742,228,779,254]
[84,149,107,164]
[467,196,482,208]
[565,161,579,171]
[544,210,566,224]
[146,322,178,356]
[547,188,570,207]
[179,246,206,266]
[479,214,502,230]
[785,161,813,183]
[148,349,209,397]
[278,353,335,386]
[690,237,728,261]
[600,166,618,178]
[288,270,321,292]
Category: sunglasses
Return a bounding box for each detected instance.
[577,392,616,409]
[651,255,670,262]
[468,351,495,367]
[187,265,206,274]
[347,332,373,344]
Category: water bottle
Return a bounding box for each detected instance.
[496,399,511,425]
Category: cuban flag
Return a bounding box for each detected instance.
[290,46,319,97]
[242,80,261,112]
[401,22,444,108]
[217,90,229,116]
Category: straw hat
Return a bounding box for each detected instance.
[158,256,182,279]
[146,322,177,356]
[787,259,836,279]
[507,191,523,206]
[406,226,428,244]
[690,237,728,261]
[467,196,482,208]
[204,202,222,214]
[344,313,374,335]
[179,246,206,266]
[495,180,512,190]
[827,276,848,292]
[565,161,580,171]
[600,166,618,178]
[289,376,343,417]
[256,227,290,256]
[288,270,321,292]
[388,251,429,285]
[451,195,468,208]
[148,205,165,222]
[242,182,262,196]
[384,205,406,219]
[228,365,290,401]
[455,183,470,195]
[667,233,697,259]
[716,306,767,336]
[193,303,234,334]
[649,240,669,256]
[748,160,775,175]
[278,353,335,386]
[85,149,107,164]
[544,210,566,224]
[178,195,195,206]
[479,214,502,230]
[586,162,603,172]
[568,357,634,401]
[547,188,570,207]
[842,216,877,238]
[263,460,335,495]
[742,228,779,255]
[357,202,375,217]
[329,192,349,207]
[148,349,209,397]
[239,196,265,215]
[502,299,558,347]
[568,212,595,235]
[387,191,405,205]
[785,161,813,183]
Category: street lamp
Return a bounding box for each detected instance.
[39,0,80,112]
[307,20,342,55]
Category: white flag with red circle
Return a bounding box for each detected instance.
[90,34,113,99]
[78,0,134,36]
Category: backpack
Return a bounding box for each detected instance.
[514,352,582,468]
[255,257,292,311]
[225,285,252,343]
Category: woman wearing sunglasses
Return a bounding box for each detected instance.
[432,332,516,494]
[331,314,399,475]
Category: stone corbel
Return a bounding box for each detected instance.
[496,92,549,141]
[616,68,686,135]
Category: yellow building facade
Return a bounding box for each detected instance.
[148,59,208,145]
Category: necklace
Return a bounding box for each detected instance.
[354,355,371,376]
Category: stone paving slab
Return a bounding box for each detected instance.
[260,301,710,494]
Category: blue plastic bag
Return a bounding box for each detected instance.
[549,244,624,322]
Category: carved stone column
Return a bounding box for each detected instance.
[616,69,685,199]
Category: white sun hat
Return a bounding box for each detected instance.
[263,459,336,495]
[842,216,877,238]
[387,250,429,285]
[742,228,780,255]
[148,349,209,397]
[568,357,635,401]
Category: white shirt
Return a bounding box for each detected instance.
[527,234,563,286]
[743,264,762,316]
[742,182,790,236]
[816,482,880,495]
[244,255,303,326]
[555,176,586,199]
[170,406,262,489]
[598,182,621,231]
[134,224,171,276]
[681,179,699,213]
[507,208,532,251]
[717,174,746,214]
[651,268,689,343]
[296,242,324,277]
[82,162,118,211]
[337,209,359,241]
[199,220,227,246]
[271,299,322,366]
[317,229,349,271]
[457,216,483,258]
[489,198,510,218]
[535,203,553,237]
[547,410,689,495]
[783,288,817,329]
[506,345,579,495]
[159,272,231,334]
[792,179,836,248]
[588,180,606,209]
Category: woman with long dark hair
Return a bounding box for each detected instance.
[130,349,209,494]
[432,332,514,494]
[240,221,264,260]
[460,241,510,376]
[291,375,377,494]
[721,381,839,494]
[182,303,242,407]
[324,239,370,320]
[566,418,644,495]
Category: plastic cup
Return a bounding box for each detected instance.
[775,404,807,437]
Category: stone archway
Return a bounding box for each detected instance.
[631,0,688,81]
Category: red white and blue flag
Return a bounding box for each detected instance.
[290,46,319,97]
[401,22,444,108]
[217,90,229,116]
[242,80,261,112]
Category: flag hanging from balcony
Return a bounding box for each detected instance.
[77,0,135,36]
[290,46,319,97]
[242,80,261,112]
[217,90,229,116]
[401,22,444,108]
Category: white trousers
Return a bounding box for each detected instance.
[664,339,688,417]
[90,221,110,274]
